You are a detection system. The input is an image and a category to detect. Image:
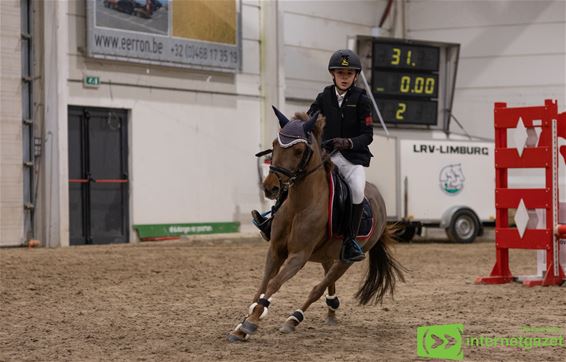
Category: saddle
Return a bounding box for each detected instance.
[328,169,374,240]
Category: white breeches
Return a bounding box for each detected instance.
[331,152,366,204]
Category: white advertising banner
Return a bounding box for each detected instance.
[86,0,241,72]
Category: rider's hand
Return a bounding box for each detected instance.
[332,138,353,150]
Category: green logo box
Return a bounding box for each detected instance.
[417,323,464,360]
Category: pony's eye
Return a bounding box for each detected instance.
[294,148,303,157]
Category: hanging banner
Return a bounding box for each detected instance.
[86,0,241,72]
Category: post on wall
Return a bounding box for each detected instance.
[42,0,70,247]
[260,0,285,151]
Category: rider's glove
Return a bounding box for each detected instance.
[332,138,353,150]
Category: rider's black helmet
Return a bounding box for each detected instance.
[328,49,362,72]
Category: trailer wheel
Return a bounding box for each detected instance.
[446,208,480,243]
[395,223,416,243]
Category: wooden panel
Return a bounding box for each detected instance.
[0,183,23,203]
[0,134,22,162]
[494,147,551,168]
[0,0,19,26]
[0,0,23,246]
[496,228,551,249]
[495,188,551,209]
[0,225,24,247]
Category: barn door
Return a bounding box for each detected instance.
[68,106,129,245]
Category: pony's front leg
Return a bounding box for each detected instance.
[280,260,351,333]
[227,247,284,342]
[239,252,309,335]
[251,247,285,301]
[322,261,339,325]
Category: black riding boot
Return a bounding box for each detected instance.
[251,190,288,242]
[341,203,365,262]
[251,210,272,241]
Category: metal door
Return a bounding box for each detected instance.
[68,107,129,245]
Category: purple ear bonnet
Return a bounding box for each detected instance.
[271,106,319,148]
[278,120,309,148]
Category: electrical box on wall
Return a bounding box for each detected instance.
[355,36,459,131]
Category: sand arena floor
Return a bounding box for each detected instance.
[1,237,565,361]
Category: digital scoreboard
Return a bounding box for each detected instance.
[366,38,459,128]
[372,40,441,126]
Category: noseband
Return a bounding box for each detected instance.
[269,138,314,188]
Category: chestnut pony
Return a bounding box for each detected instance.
[228,109,405,342]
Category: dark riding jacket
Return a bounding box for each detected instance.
[307,85,374,167]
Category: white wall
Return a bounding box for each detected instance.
[406,0,566,139]
[64,0,263,236]
[281,0,388,112]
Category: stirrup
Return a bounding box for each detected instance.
[341,239,365,263]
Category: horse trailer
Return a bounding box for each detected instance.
[367,134,495,243]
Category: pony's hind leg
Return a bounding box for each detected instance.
[280,260,351,333]
[322,261,339,325]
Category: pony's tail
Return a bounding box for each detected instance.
[355,224,406,305]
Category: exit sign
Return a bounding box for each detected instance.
[84,76,100,88]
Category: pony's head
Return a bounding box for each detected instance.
[263,106,325,199]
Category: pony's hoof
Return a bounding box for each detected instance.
[239,320,258,335]
[227,331,248,343]
[325,316,337,326]
[279,321,296,334]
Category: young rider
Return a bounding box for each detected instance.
[252,49,373,263]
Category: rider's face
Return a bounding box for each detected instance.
[331,69,357,92]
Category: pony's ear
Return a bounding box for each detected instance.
[293,112,308,121]
[272,105,290,128]
[312,113,326,142]
[303,111,320,134]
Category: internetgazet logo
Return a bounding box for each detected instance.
[417,323,464,360]
[417,323,565,360]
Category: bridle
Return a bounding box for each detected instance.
[255,108,334,192]
[256,137,335,189]
[269,136,314,188]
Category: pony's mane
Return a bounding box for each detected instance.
[293,112,309,122]
[293,112,333,173]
